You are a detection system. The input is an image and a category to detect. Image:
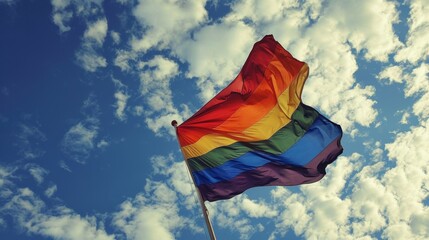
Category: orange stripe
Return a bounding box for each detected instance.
[181,64,308,159]
[213,58,296,133]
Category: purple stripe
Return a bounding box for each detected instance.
[198,136,343,202]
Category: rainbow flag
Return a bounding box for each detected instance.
[176,35,343,202]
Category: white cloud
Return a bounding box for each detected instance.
[84,18,108,46]
[400,111,411,124]
[113,99,128,121]
[132,106,143,116]
[52,11,73,33]
[126,154,207,240]
[50,0,104,33]
[131,0,207,52]
[378,65,405,84]
[210,195,267,240]
[149,154,194,207]
[44,185,57,198]
[408,64,429,120]
[25,164,48,185]
[113,161,202,240]
[174,21,256,102]
[76,48,107,72]
[50,0,73,32]
[110,30,120,44]
[50,1,108,71]
[138,55,190,136]
[382,118,429,239]
[112,78,129,121]
[96,139,109,149]
[323,0,401,62]
[395,0,429,63]
[2,188,114,240]
[76,19,108,72]
[229,0,401,62]
[241,198,277,218]
[51,0,103,33]
[51,0,70,10]
[114,197,178,240]
[150,154,175,176]
[114,50,137,72]
[378,63,429,122]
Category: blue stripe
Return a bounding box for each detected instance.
[192,114,342,186]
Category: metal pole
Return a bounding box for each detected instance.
[171,120,217,240]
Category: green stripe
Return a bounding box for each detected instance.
[188,103,319,172]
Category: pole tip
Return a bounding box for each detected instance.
[171,120,178,127]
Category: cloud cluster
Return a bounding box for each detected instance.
[395,0,429,63]
[1,188,114,240]
[113,153,203,239]
[131,0,207,52]
[50,1,108,72]
[50,0,104,33]
[76,18,108,72]
[138,55,190,136]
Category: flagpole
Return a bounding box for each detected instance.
[171,120,217,240]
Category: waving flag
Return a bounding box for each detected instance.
[176,35,343,202]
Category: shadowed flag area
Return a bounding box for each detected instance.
[176,35,343,202]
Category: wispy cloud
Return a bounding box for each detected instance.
[62,122,98,164]
[0,164,15,198]
[62,95,100,164]
[50,0,105,33]
[24,163,48,185]
[0,0,17,6]
[44,184,57,198]
[15,124,47,160]
[96,139,109,149]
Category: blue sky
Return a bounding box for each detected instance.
[1,0,429,239]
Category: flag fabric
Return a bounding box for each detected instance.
[176,35,343,202]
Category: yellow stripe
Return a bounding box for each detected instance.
[182,64,308,159]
